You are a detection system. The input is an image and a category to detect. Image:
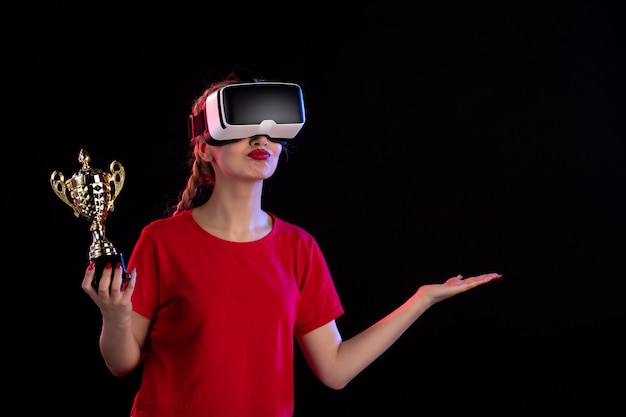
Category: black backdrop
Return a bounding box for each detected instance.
[8,1,625,415]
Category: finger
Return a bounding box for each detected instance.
[128,268,137,290]
[97,262,114,293]
[445,274,463,284]
[468,273,502,285]
[482,273,502,282]
[81,261,96,292]
[122,268,137,298]
[109,262,125,294]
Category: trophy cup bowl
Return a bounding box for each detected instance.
[50,149,130,290]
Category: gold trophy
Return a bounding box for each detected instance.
[50,149,130,290]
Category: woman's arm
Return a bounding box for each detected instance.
[297,273,501,390]
[82,262,150,376]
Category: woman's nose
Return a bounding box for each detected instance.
[250,135,269,146]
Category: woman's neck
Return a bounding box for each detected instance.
[191,182,272,242]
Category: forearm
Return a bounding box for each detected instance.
[333,291,433,387]
[99,316,143,376]
[323,273,500,388]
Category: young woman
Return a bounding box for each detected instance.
[82,74,502,417]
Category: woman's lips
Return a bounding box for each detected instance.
[248,149,270,160]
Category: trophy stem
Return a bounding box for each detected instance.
[89,222,130,290]
[89,222,118,259]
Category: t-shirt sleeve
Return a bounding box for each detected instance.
[293,234,344,336]
[127,226,160,321]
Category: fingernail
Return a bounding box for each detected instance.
[87,262,95,271]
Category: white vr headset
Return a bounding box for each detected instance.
[187,82,306,143]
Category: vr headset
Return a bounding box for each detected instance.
[187,82,306,143]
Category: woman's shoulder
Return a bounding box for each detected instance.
[141,210,194,235]
[271,213,317,242]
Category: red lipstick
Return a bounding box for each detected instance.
[248,149,270,160]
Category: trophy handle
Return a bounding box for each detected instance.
[108,160,125,212]
[50,170,81,218]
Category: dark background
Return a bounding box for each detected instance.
[8,1,625,415]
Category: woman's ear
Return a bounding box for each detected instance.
[198,140,213,162]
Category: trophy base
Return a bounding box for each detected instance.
[91,253,131,290]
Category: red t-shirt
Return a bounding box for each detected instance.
[127,210,344,417]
